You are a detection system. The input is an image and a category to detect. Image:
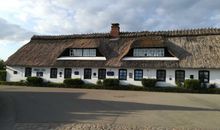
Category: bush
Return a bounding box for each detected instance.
[96,80,103,86]
[0,59,5,70]
[46,82,65,88]
[141,78,157,88]
[176,81,184,88]
[63,78,84,87]
[26,77,43,86]
[209,83,217,89]
[82,84,100,89]
[184,79,201,90]
[0,81,27,86]
[103,79,119,89]
[0,70,6,81]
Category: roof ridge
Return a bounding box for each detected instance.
[31,27,220,40]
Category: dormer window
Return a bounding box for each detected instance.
[133,48,164,57]
[58,48,106,60]
[69,49,96,57]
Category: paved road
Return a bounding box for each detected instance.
[0,86,220,130]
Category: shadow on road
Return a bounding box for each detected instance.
[0,90,219,129]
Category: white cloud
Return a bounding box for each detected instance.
[0,18,33,41]
[1,0,220,60]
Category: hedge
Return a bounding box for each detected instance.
[26,77,44,86]
[103,79,119,89]
[142,78,157,88]
[184,79,201,90]
[96,80,103,86]
[0,81,27,86]
[0,70,6,81]
[63,78,84,87]
[1,77,220,94]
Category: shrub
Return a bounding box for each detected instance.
[0,59,5,70]
[103,79,119,89]
[96,80,103,86]
[176,81,184,88]
[0,70,6,81]
[184,79,201,90]
[209,83,217,89]
[46,82,65,88]
[63,78,84,87]
[0,81,27,86]
[141,78,157,88]
[200,83,208,89]
[82,84,100,89]
[26,77,43,86]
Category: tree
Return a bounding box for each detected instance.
[0,59,5,70]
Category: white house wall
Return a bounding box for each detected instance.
[6,66,26,82]
[6,66,220,88]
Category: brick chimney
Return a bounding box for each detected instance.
[110,23,120,38]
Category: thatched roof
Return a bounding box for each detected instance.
[6,28,220,69]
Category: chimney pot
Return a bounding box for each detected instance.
[110,23,120,38]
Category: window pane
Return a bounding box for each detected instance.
[134,69,143,80]
[50,68,57,78]
[84,68,92,79]
[64,68,72,78]
[133,48,164,57]
[199,70,209,83]
[98,69,106,79]
[90,49,96,56]
[175,70,185,82]
[83,49,90,56]
[157,70,166,81]
[25,67,32,77]
[71,49,82,56]
[119,69,127,80]
[70,49,96,57]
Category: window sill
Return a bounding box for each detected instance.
[57,57,106,61]
[122,57,179,61]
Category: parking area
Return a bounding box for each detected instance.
[0,86,220,130]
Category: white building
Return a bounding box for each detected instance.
[5,23,220,87]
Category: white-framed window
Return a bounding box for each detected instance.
[50,68,57,78]
[199,70,209,83]
[70,49,96,57]
[157,70,166,81]
[134,69,143,80]
[133,48,165,57]
[119,69,127,80]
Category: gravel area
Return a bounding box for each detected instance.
[15,123,201,130]
[0,86,220,130]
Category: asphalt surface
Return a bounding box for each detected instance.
[0,86,220,130]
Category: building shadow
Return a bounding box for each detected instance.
[0,90,219,129]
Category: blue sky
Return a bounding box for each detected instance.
[1,0,220,61]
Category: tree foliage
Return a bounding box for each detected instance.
[0,59,5,70]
